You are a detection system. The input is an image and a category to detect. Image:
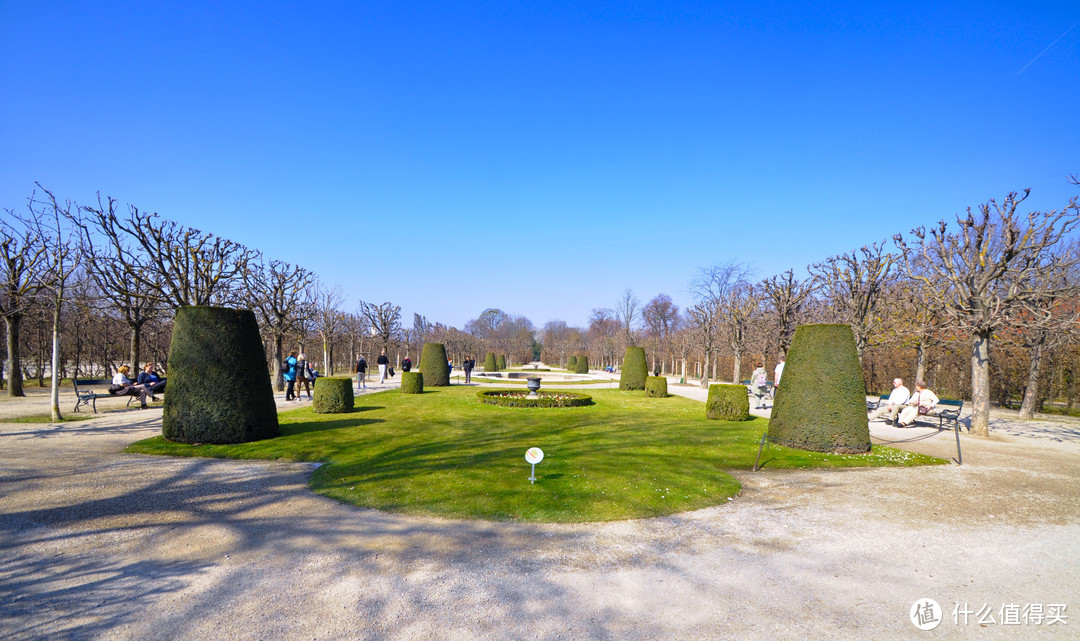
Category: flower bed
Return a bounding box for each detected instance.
[477,390,593,408]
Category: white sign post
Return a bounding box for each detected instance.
[525,447,544,484]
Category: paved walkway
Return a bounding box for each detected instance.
[1,380,1078,640]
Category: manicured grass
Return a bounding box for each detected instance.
[456,375,613,386]
[126,387,946,522]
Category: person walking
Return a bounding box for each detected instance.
[402,357,412,372]
[295,353,312,399]
[377,349,389,383]
[355,355,367,390]
[868,378,911,424]
[284,351,299,401]
[748,362,769,409]
[774,356,785,390]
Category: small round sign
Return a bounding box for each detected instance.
[525,447,544,464]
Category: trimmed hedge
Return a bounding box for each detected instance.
[419,343,450,386]
[313,377,355,413]
[497,354,507,371]
[477,390,592,408]
[768,324,870,454]
[645,376,668,397]
[567,355,578,370]
[162,306,278,444]
[619,346,648,390]
[574,355,589,374]
[401,371,424,394]
[484,352,497,372]
[706,384,750,421]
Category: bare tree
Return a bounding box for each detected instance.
[642,294,679,374]
[1008,242,1080,419]
[0,207,48,396]
[360,300,402,357]
[810,241,897,361]
[760,269,816,358]
[31,186,82,419]
[111,205,255,308]
[243,257,315,390]
[314,283,345,375]
[76,195,162,368]
[615,288,640,346]
[721,282,763,384]
[689,262,753,388]
[894,189,1080,436]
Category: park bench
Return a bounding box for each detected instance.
[72,378,138,413]
[918,399,964,431]
[866,393,891,412]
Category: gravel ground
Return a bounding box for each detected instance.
[1,383,1078,640]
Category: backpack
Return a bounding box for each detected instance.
[755,370,767,387]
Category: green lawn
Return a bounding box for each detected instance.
[126,387,946,522]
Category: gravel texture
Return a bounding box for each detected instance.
[1,384,1077,640]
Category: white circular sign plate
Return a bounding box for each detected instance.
[525,447,544,464]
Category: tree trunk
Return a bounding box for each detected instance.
[273,334,284,391]
[129,323,141,370]
[1017,335,1046,420]
[699,350,711,389]
[970,329,992,436]
[5,314,24,397]
[914,342,927,386]
[50,303,63,421]
[732,347,742,385]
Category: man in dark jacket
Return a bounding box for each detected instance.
[355,355,367,390]
[463,355,475,384]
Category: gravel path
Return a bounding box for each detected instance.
[1,385,1077,640]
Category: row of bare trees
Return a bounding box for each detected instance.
[4,180,1077,435]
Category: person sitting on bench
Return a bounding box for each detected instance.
[868,377,910,424]
[137,362,167,395]
[897,380,939,427]
[111,365,153,409]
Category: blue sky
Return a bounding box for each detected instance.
[3,1,1078,329]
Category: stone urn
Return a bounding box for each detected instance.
[526,377,542,398]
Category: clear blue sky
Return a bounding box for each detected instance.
[3,1,1078,329]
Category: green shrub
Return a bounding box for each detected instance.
[567,355,577,370]
[313,377,354,413]
[497,354,507,371]
[706,384,750,421]
[476,390,592,408]
[484,352,497,372]
[768,324,870,454]
[401,371,424,394]
[619,346,648,390]
[645,376,668,397]
[162,306,279,444]
[420,343,450,386]
[574,355,589,374]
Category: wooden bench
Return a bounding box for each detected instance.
[73,378,137,413]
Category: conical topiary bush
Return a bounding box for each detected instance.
[768,324,870,453]
[619,346,648,390]
[567,355,577,370]
[574,354,589,374]
[420,342,450,386]
[497,354,506,371]
[484,352,497,372]
[162,306,279,444]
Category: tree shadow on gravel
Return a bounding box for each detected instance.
[0,451,666,640]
